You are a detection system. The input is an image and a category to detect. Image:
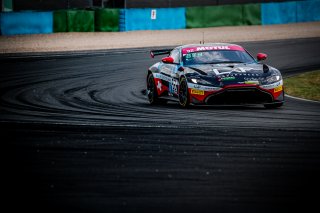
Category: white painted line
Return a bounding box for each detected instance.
[285,94,320,104]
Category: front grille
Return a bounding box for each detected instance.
[205,87,273,105]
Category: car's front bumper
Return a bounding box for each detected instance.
[188,81,284,105]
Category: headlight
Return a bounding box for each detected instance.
[190,78,212,86]
[262,74,282,84]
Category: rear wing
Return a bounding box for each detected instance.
[150,49,172,58]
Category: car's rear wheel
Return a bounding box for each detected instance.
[179,77,190,108]
[264,102,283,109]
[147,74,167,105]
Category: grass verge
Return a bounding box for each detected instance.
[284,70,320,101]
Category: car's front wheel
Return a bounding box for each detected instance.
[179,77,190,108]
[147,74,167,105]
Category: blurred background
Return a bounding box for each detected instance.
[1,0,319,36]
[0,0,307,11]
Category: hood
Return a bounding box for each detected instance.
[184,63,280,86]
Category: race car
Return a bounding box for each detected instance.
[146,43,284,108]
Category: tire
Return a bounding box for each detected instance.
[147,74,167,105]
[179,77,190,108]
[264,102,283,109]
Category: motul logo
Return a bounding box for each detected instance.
[196,46,231,51]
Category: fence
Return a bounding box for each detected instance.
[0,1,319,35]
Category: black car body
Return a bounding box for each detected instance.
[147,43,284,108]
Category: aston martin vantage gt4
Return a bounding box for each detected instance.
[147,43,284,108]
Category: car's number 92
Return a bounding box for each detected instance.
[169,79,179,95]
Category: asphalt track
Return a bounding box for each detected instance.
[1,38,320,213]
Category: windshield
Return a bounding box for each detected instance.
[182,50,256,66]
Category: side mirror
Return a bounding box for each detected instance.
[257,53,267,61]
[162,56,174,64]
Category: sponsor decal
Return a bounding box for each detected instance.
[157,81,162,91]
[260,80,283,90]
[274,85,283,93]
[245,80,259,85]
[153,73,172,82]
[188,83,221,91]
[216,72,260,78]
[244,77,259,81]
[184,52,203,61]
[182,45,245,55]
[151,9,157,20]
[191,89,204,95]
[221,76,236,81]
[196,46,230,51]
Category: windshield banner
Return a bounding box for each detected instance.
[182,45,245,56]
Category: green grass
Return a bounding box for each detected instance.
[284,70,320,101]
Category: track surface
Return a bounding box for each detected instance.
[1,38,320,212]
